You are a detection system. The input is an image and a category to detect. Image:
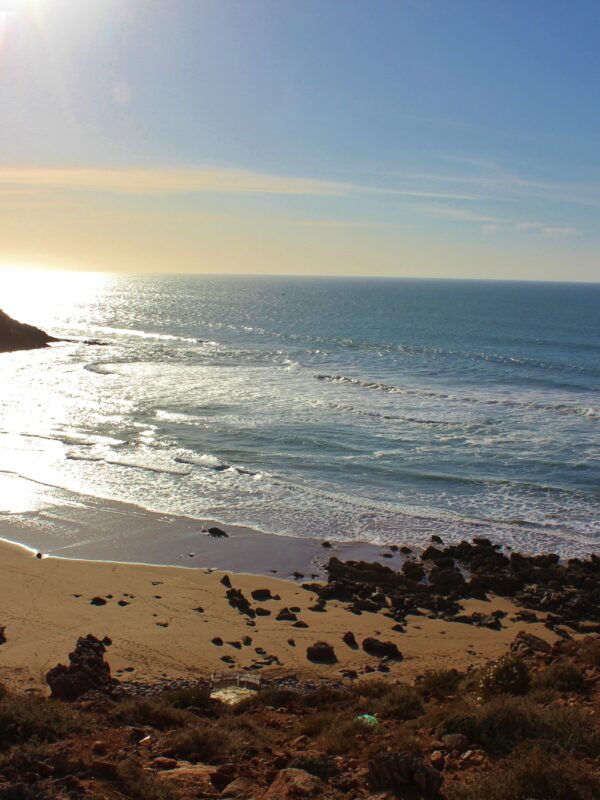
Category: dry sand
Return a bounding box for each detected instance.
[0,538,560,694]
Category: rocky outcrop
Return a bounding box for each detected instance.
[0,309,58,353]
[46,634,120,700]
[265,767,325,798]
[316,540,600,631]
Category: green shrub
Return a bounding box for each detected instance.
[446,743,600,800]
[531,662,586,694]
[0,695,81,749]
[113,699,190,729]
[478,655,530,699]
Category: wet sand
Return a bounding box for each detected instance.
[0,487,403,578]
[0,538,560,694]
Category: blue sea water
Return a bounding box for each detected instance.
[0,273,598,556]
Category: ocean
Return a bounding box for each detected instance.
[0,272,598,559]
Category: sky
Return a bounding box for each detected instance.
[1,0,599,281]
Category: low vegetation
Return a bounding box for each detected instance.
[0,635,598,799]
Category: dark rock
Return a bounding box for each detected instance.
[431,535,444,544]
[221,575,232,588]
[402,560,425,582]
[0,626,5,645]
[306,641,337,663]
[342,631,358,649]
[276,607,298,622]
[322,541,332,548]
[207,526,228,537]
[225,587,254,617]
[90,597,107,606]
[292,620,309,628]
[0,309,58,353]
[256,607,271,616]
[509,630,552,657]
[368,751,445,799]
[46,634,119,700]
[362,637,402,660]
[251,588,275,601]
[211,637,223,646]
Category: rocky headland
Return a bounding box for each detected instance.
[0,308,58,353]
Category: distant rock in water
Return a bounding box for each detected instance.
[0,308,58,353]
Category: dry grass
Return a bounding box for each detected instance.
[438,696,600,756]
[0,694,81,749]
[446,743,600,800]
[112,698,191,730]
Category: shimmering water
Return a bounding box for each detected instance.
[1,272,598,556]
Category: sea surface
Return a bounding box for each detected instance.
[0,272,598,558]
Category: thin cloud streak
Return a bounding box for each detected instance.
[0,166,473,200]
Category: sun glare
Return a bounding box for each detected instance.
[0,267,109,329]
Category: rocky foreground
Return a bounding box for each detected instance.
[0,309,58,353]
[0,539,600,800]
[0,630,598,800]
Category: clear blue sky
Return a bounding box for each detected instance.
[1,0,599,280]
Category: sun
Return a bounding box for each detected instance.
[0,267,109,329]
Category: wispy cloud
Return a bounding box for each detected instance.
[0,166,472,200]
[416,204,501,223]
[542,226,581,237]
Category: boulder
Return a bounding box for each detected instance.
[265,768,325,798]
[306,641,337,663]
[362,638,402,660]
[368,752,445,799]
[46,634,119,700]
[208,527,228,537]
[509,630,552,657]
[252,588,275,601]
[342,631,358,649]
[276,608,298,622]
[225,587,254,617]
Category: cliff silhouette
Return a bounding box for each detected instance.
[0,309,58,353]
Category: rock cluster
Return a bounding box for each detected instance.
[46,634,120,701]
[305,538,600,632]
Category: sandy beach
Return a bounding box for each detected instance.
[0,537,562,694]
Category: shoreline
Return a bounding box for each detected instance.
[0,536,567,695]
[0,491,401,581]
